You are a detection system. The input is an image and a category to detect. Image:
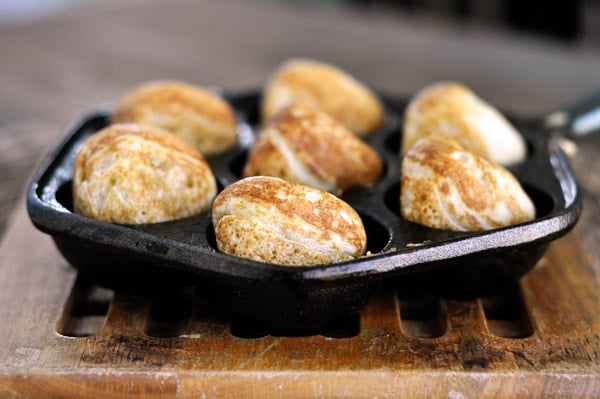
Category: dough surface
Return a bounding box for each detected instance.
[401,134,535,231]
[73,123,217,224]
[113,80,237,156]
[262,58,384,136]
[212,176,367,265]
[402,82,527,166]
[244,105,383,194]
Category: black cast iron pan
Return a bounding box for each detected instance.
[27,90,596,334]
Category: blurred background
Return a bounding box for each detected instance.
[1,0,599,46]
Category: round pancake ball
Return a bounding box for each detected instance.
[113,80,238,156]
[73,123,217,224]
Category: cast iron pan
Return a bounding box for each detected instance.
[27,90,595,334]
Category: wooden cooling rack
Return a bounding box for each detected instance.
[0,202,598,398]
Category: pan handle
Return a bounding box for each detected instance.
[543,90,600,139]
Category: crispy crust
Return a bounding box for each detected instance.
[212,176,367,265]
[73,123,217,224]
[261,59,384,136]
[243,105,383,194]
[400,134,535,231]
[113,80,237,156]
[402,82,526,166]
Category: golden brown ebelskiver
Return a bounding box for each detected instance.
[401,134,535,231]
[113,80,237,156]
[73,123,216,224]
[262,59,384,136]
[243,105,383,195]
[212,176,367,266]
[402,82,527,166]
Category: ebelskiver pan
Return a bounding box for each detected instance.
[27,90,598,333]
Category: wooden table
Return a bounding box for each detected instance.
[1,1,599,397]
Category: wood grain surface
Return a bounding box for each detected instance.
[0,201,599,398]
[1,0,600,397]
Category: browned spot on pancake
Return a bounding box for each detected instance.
[261,59,384,135]
[244,105,383,193]
[212,176,367,265]
[401,135,534,231]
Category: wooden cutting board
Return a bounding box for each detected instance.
[0,200,598,398]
